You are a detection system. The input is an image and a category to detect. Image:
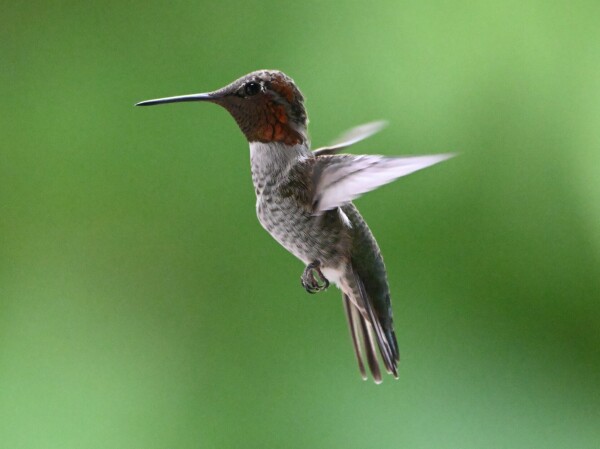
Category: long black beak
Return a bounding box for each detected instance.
[135,92,214,107]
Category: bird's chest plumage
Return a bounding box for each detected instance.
[255,185,312,260]
[250,142,348,265]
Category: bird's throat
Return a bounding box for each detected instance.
[249,141,311,191]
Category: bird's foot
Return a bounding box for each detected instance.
[301,261,330,294]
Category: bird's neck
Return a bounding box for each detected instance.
[249,141,312,191]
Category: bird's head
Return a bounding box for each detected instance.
[136,70,308,146]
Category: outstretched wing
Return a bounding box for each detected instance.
[311,153,454,213]
[312,121,388,156]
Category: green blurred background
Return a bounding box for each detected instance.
[1,1,599,448]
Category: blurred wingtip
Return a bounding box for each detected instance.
[329,120,389,147]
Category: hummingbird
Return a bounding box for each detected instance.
[136,70,453,383]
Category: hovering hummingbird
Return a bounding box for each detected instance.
[136,70,453,383]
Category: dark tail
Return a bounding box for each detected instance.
[342,265,399,383]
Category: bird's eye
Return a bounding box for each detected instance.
[244,82,261,96]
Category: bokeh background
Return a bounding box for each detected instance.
[1,1,599,448]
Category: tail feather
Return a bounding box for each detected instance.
[342,264,399,381]
[342,293,383,383]
[389,329,400,363]
[342,294,367,380]
[353,265,398,376]
[358,309,383,383]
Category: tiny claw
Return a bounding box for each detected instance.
[301,261,330,294]
[301,277,319,294]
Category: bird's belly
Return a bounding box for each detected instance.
[256,196,346,266]
[320,266,345,289]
